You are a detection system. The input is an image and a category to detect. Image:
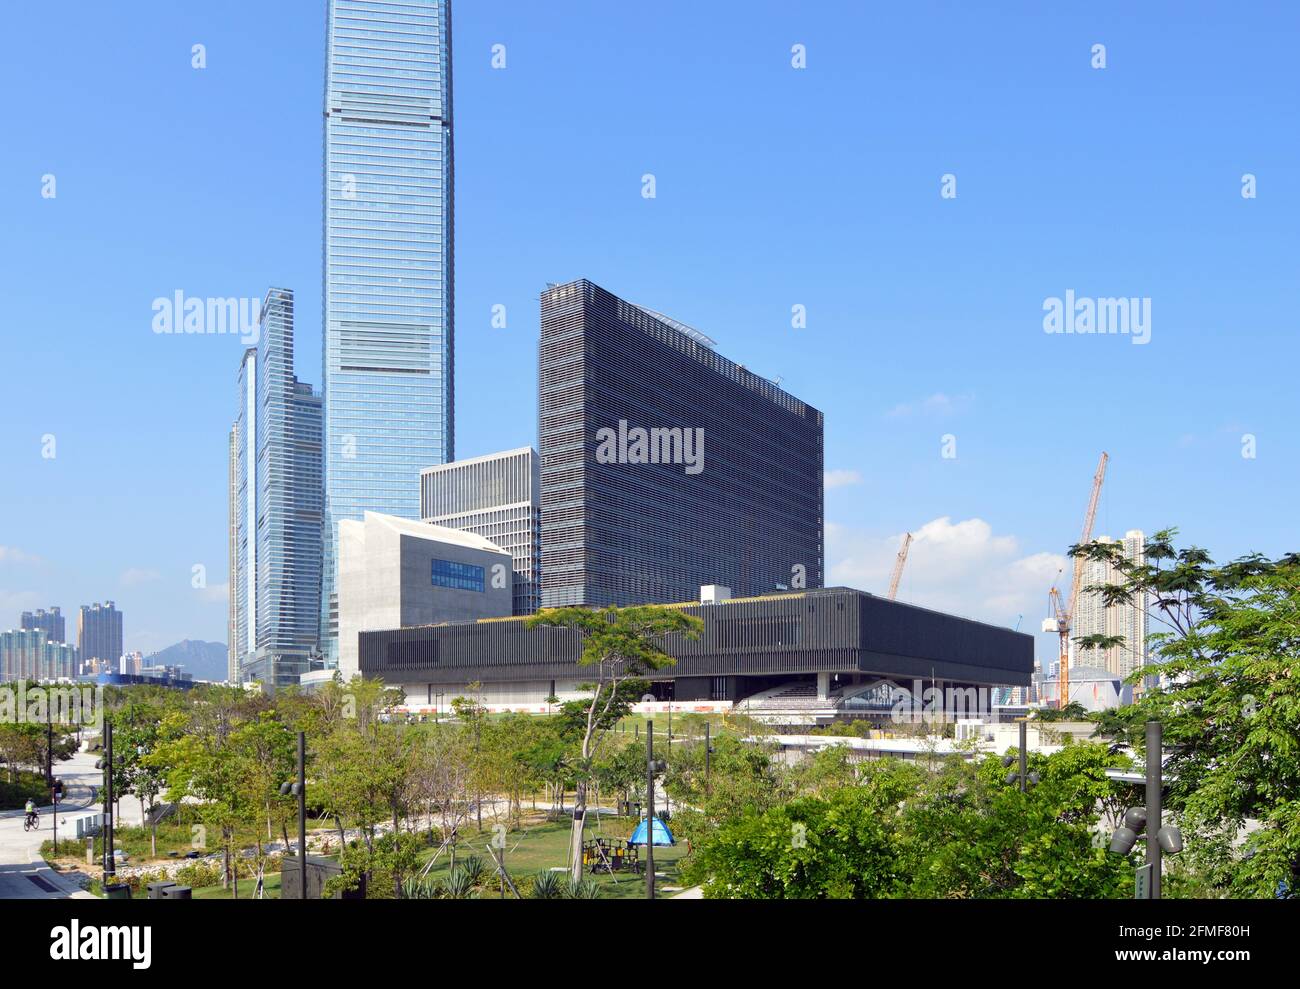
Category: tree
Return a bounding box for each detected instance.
[1072,532,1300,896]
[685,745,1134,898]
[526,604,702,881]
[663,733,785,849]
[0,723,42,783]
[114,707,171,857]
[1034,701,1089,722]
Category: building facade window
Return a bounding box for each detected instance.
[431,558,485,593]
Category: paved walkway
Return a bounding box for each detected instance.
[0,750,102,899]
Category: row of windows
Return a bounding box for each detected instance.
[431,558,485,593]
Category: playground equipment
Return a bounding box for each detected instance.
[581,836,640,874]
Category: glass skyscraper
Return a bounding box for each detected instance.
[231,288,324,689]
[320,0,455,664]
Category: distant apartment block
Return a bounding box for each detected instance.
[1073,529,1148,679]
[421,448,541,615]
[538,279,824,608]
[1,629,79,682]
[231,288,324,689]
[21,606,65,644]
[77,601,122,667]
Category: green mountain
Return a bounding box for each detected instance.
[144,639,229,682]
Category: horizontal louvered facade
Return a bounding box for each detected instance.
[358,587,1034,690]
[539,279,824,609]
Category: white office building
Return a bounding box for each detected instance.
[420,448,541,615]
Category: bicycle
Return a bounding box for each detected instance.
[23,811,40,832]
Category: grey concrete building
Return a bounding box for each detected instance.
[420,447,541,615]
[539,279,823,609]
[336,512,512,679]
[357,585,1034,715]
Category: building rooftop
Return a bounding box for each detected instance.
[355,511,511,555]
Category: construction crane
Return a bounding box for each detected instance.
[887,532,913,601]
[1043,452,1108,709]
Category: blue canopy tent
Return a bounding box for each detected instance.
[629,817,675,846]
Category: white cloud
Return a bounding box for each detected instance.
[198,580,229,605]
[0,589,43,616]
[826,516,1066,644]
[885,392,973,419]
[119,567,162,587]
[0,546,43,566]
[824,469,863,490]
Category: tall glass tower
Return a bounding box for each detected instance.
[232,289,324,689]
[321,0,455,665]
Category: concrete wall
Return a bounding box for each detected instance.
[338,515,513,679]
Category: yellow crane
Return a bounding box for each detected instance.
[888,532,913,601]
[1044,452,1108,709]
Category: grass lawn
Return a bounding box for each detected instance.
[192,870,285,900]
[83,819,689,900]
[416,815,689,899]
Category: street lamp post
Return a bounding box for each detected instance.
[278,730,308,899]
[1107,720,1182,899]
[645,719,654,900]
[704,721,712,797]
[103,720,115,880]
[1145,720,1163,900]
[297,731,307,901]
[1018,720,1028,794]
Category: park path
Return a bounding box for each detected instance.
[0,749,102,899]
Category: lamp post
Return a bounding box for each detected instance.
[102,720,115,880]
[1018,720,1027,794]
[1002,723,1040,791]
[1144,720,1163,899]
[643,720,666,900]
[1108,720,1182,899]
[645,719,654,900]
[704,721,712,797]
[278,731,308,900]
[297,730,306,900]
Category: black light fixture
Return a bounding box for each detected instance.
[276,732,308,900]
[1106,722,1180,899]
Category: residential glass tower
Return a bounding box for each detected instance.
[320,0,455,664]
[77,602,122,668]
[231,288,324,688]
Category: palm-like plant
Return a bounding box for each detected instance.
[442,867,479,899]
[529,869,566,899]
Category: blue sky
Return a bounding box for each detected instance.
[1,1,1296,660]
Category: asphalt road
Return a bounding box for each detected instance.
[0,749,104,899]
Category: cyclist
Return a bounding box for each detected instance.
[24,798,38,829]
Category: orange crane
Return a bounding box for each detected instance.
[888,532,913,600]
[1044,452,1108,709]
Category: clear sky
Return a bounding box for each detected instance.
[2,1,1295,662]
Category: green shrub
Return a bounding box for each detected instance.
[175,860,222,889]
